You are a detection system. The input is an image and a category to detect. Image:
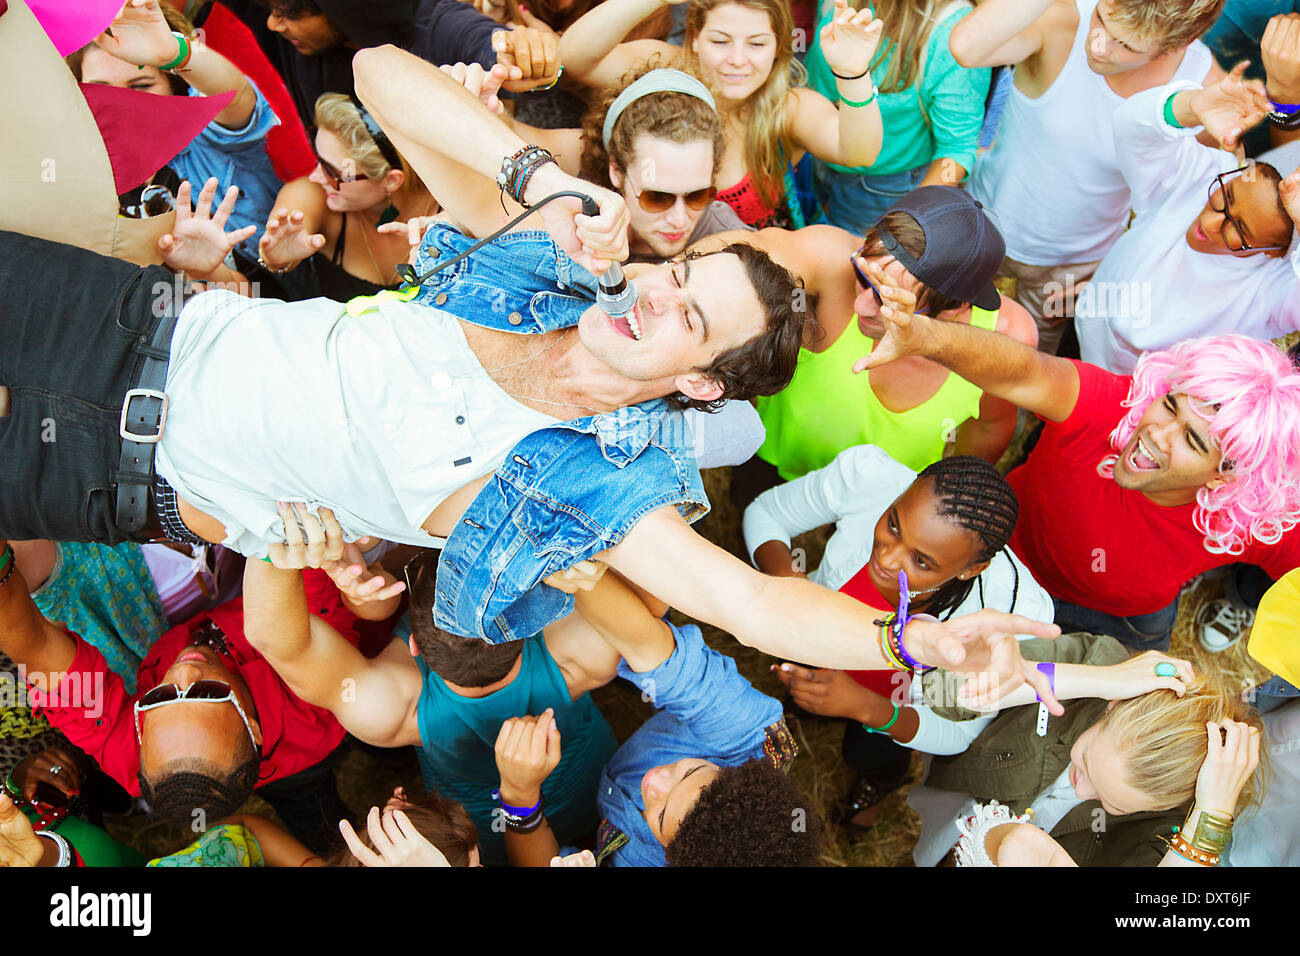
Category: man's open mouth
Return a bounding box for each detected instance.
[609,306,643,341]
[1127,434,1160,472]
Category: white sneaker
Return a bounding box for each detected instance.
[1197,599,1254,653]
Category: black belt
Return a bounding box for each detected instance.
[114,311,179,534]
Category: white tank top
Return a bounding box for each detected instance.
[155,289,558,557]
[969,0,1212,265]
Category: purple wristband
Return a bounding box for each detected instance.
[1270,99,1300,115]
[1035,662,1056,702]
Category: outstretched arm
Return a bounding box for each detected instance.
[353,46,629,273]
[852,259,1081,422]
[558,0,678,90]
[95,0,256,129]
[241,514,422,749]
[599,508,1061,706]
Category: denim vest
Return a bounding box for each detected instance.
[411,224,710,642]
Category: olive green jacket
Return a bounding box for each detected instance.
[918,632,1183,866]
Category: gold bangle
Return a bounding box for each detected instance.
[1184,809,1234,855]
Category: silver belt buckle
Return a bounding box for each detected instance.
[120,388,169,444]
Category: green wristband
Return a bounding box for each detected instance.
[840,87,878,109]
[159,31,191,71]
[0,544,11,575]
[863,703,900,735]
[1163,91,1185,129]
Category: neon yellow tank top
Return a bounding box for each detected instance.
[755,305,999,478]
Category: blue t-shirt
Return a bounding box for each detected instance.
[596,623,793,867]
[168,82,281,258]
[411,628,616,866]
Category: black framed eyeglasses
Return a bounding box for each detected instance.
[1207,165,1289,255]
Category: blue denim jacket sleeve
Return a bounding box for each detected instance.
[434,402,710,642]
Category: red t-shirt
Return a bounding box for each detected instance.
[27,570,357,795]
[838,563,910,699]
[1008,361,1300,617]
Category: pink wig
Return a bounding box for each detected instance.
[1100,335,1300,555]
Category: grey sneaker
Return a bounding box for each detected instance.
[1196,599,1254,653]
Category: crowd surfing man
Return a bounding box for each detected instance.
[0,49,1061,698]
[858,273,1300,652]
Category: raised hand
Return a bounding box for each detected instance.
[852,258,931,373]
[902,609,1063,712]
[1262,13,1300,107]
[438,61,509,116]
[321,541,406,606]
[1188,61,1271,161]
[818,0,884,81]
[494,709,562,807]
[0,793,45,868]
[1193,719,1262,816]
[158,179,257,275]
[267,502,346,569]
[493,21,562,93]
[258,207,325,273]
[340,806,451,867]
[550,849,597,866]
[11,745,81,803]
[524,162,630,275]
[1279,170,1300,230]
[95,0,179,68]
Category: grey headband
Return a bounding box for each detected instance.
[601,69,717,149]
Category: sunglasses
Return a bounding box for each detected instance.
[1,778,75,832]
[310,129,368,189]
[402,548,439,599]
[851,245,928,315]
[119,183,176,219]
[133,678,259,750]
[635,185,717,214]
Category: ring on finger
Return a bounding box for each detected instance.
[288,503,310,546]
[49,765,63,776]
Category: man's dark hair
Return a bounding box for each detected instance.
[409,560,523,686]
[860,211,967,315]
[257,0,323,18]
[665,759,824,866]
[1254,163,1295,249]
[330,790,480,867]
[671,243,816,413]
[138,755,260,826]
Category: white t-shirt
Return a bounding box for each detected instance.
[1076,82,1300,374]
[154,290,557,557]
[741,443,1055,622]
[969,0,1211,265]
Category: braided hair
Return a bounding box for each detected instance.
[138,756,260,827]
[912,456,1020,620]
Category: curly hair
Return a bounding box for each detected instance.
[1100,334,1300,555]
[579,57,723,189]
[139,755,260,826]
[665,759,824,866]
[669,242,816,412]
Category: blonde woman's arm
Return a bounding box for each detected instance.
[558,0,679,89]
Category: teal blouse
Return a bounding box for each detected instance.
[804,2,990,176]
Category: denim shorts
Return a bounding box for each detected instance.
[813,161,930,237]
[0,231,173,543]
[1051,595,1180,653]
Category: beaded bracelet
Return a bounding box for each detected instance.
[877,620,907,671]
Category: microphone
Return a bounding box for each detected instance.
[575,193,638,319]
[596,261,638,318]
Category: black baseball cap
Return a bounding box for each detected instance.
[876,186,1005,312]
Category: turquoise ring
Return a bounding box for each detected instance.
[1154,661,1178,678]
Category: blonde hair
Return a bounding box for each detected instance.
[682,0,803,210]
[1093,678,1266,817]
[313,93,424,191]
[1107,0,1226,54]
